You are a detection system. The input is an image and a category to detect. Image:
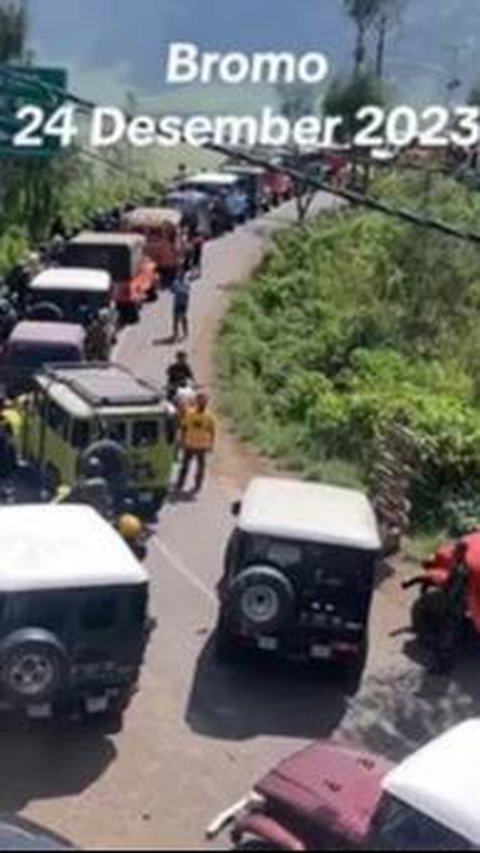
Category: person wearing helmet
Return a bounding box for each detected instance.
[176,390,216,494]
[118,513,144,540]
[85,309,112,362]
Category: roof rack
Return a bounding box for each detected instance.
[41,363,162,409]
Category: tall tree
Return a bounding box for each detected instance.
[323,70,390,141]
[344,0,383,76]
[0,0,28,62]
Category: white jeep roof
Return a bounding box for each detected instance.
[0,506,148,593]
[29,268,112,293]
[384,719,480,845]
[237,478,380,551]
[184,172,240,186]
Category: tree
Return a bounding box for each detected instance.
[275,83,320,224]
[343,0,383,75]
[324,70,390,190]
[323,70,390,141]
[0,0,28,62]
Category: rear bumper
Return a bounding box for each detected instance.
[221,624,366,664]
[0,683,137,720]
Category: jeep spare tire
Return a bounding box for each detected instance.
[28,302,65,322]
[79,439,127,487]
[226,565,296,635]
[0,629,68,705]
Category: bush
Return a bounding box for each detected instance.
[0,226,30,275]
[218,171,480,530]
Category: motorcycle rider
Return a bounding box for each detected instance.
[166,350,195,402]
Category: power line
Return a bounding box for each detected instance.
[206,141,480,245]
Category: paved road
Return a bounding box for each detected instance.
[3,200,480,850]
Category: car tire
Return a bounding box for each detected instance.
[78,439,127,488]
[28,302,65,322]
[0,629,68,705]
[226,565,296,635]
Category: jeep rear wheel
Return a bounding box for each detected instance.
[226,566,296,635]
[0,630,68,705]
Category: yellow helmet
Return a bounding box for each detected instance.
[118,514,144,541]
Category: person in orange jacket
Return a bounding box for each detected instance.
[176,391,216,495]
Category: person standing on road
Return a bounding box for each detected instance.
[176,391,216,494]
[172,267,192,343]
[85,309,111,362]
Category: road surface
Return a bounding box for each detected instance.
[2,199,479,850]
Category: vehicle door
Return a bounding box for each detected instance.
[40,398,78,484]
[127,416,174,489]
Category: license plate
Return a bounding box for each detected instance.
[258,637,278,652]
[311,645,332,660]
[86,696,109,714]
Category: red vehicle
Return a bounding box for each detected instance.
[264,167,294,206]
[120,207,183,290]
[207,720,480,850]
[62,232,156,323]
[404,532,480,654]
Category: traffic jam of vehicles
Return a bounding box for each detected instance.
[0,152,295,729]
[1,145,479,851]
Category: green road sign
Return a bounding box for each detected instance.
[0,65,68,158]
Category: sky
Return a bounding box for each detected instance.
[27,0,480,107]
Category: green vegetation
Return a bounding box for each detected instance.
[0,1,163,273]
[218,172,480,535]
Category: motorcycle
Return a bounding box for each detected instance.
[402,533,480,668]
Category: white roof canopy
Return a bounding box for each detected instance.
[0,506,148,593]
[237,478,380,551]
[30,268,112,293]
[185,172,240,186]
[384,720,480,845]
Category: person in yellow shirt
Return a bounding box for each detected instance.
[176,391,216,494]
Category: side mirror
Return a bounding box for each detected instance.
[231,500,241,517]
